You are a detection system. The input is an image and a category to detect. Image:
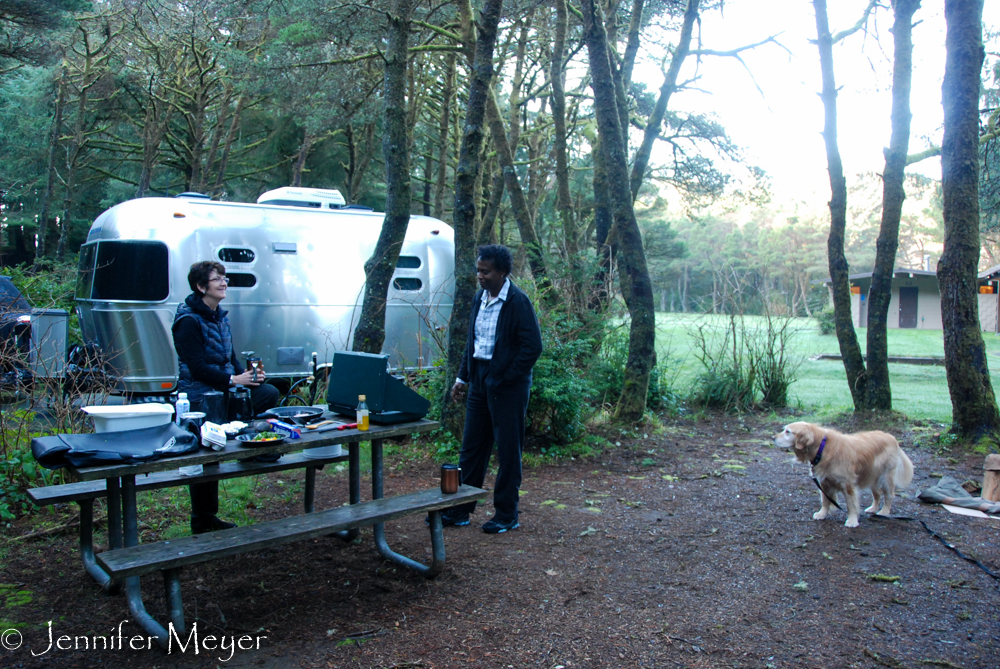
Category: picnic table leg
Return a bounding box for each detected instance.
[163,568,185,634]
[78,498,116,593]
[370,438,445,578]
[107,477,122,550]
[334,440,360,542]
[121,474,171,647]
[304,465,317,513]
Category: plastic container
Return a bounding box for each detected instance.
[356,395,369,431]
[82,404,175,433]
[175,392,190,424]
[301,444,342,459]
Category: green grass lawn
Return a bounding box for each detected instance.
[654,312,1000,424]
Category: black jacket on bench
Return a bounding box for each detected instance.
[32,422,201,470]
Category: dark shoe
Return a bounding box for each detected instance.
[426,510,471,527]
[191,515,237,534]
[482,517,519,534]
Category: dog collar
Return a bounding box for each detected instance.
[810,435,827,467]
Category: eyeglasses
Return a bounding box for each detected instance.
[208,276,230,285]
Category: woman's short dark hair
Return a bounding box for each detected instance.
[188,261,226,294]
[477,244,513,275]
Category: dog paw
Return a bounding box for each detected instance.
[813,511,828,520]
[864,505,878,514]
[845,517,859,528]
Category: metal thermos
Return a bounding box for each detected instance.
[202,390,226,424]
[440,464,461,494]
[231,386,253,422]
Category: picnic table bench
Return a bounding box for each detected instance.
[29,418,487,649]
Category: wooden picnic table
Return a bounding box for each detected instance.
[38,416,486,648]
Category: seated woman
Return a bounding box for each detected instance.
[172,261,280,534]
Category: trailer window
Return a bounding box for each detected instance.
[92,241,169,302]
[218,248,255,264]
[76,243,97,298]
[396,256,421,269]
[226,273,257,288]
[392,278,422,291]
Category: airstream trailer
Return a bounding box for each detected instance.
[75,188,455,396]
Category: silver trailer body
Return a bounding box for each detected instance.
[75,193,455,395]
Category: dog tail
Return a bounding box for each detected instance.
[894,448,914,488]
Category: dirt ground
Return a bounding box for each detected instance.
[2,412,998,669]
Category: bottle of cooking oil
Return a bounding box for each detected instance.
[356,394,369,431]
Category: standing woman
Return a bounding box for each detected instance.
[172,261,279,533]
[445,245,543,533]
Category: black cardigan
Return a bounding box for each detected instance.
[458,281,543,390]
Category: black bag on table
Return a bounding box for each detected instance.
[32,421,202,470]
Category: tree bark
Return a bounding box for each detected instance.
[433,54,456,219]
[813,0,867,410]
[36,64,68,262]
[865,0,920,411]
[551,0,576,256]
[440,0,503,437]
[629,0,699,202]
[352,0,415,355]
[939,0,1000,437]
[582,0,657,423]
[485,89,553,294]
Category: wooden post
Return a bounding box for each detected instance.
[984,454,1000,502]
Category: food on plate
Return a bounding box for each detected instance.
[251,432,283,442]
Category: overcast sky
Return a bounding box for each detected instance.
[632,0,1000,205]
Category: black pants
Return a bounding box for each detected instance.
[453,359,531,523]
[190,382,281,519]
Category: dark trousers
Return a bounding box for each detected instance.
[454,359,531,522]
[190,381,281,519]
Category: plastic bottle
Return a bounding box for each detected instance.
[356,394,369,431]
[175,392,190,424]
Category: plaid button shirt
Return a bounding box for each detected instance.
[473,277,510,361]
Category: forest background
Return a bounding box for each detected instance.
[1,0,1000,443]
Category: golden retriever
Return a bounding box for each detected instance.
[773,422,914,527]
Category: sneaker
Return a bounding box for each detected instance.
[482,517,519,534]
[191,515,237,534]
[426,510,471,527]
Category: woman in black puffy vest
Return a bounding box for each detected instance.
[172,261,279,534]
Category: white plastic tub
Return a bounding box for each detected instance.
[82,404,175,433]
[302,444,342,459]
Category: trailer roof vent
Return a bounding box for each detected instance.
[257,187,346,209]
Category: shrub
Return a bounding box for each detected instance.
[816,308,836,335]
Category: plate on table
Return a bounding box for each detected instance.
[236,433,286,447]
[257,406,325,424]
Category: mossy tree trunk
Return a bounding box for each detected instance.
[352,0,415,355]
[582,0,657,423]
[813,0,868,410]
[439,0,503,437]
[939,0,1000,438]
[865,0,920,411]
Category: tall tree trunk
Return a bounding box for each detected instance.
[478,157,504,245]
[551,0,576,256]
[813,0,867,410]
[939,0,1000,437]
[485,90,552,294]
[211,93,247,195]
[440,0,504,437]
[589,136,614,311]
[291,131,314,187]
[582,0,657,423]
[37,64,68,262]
[433,54,456,219]
[57,79,89,261]
[629,0,699,202]
[865,0,920,411]
[353,0,415,355]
